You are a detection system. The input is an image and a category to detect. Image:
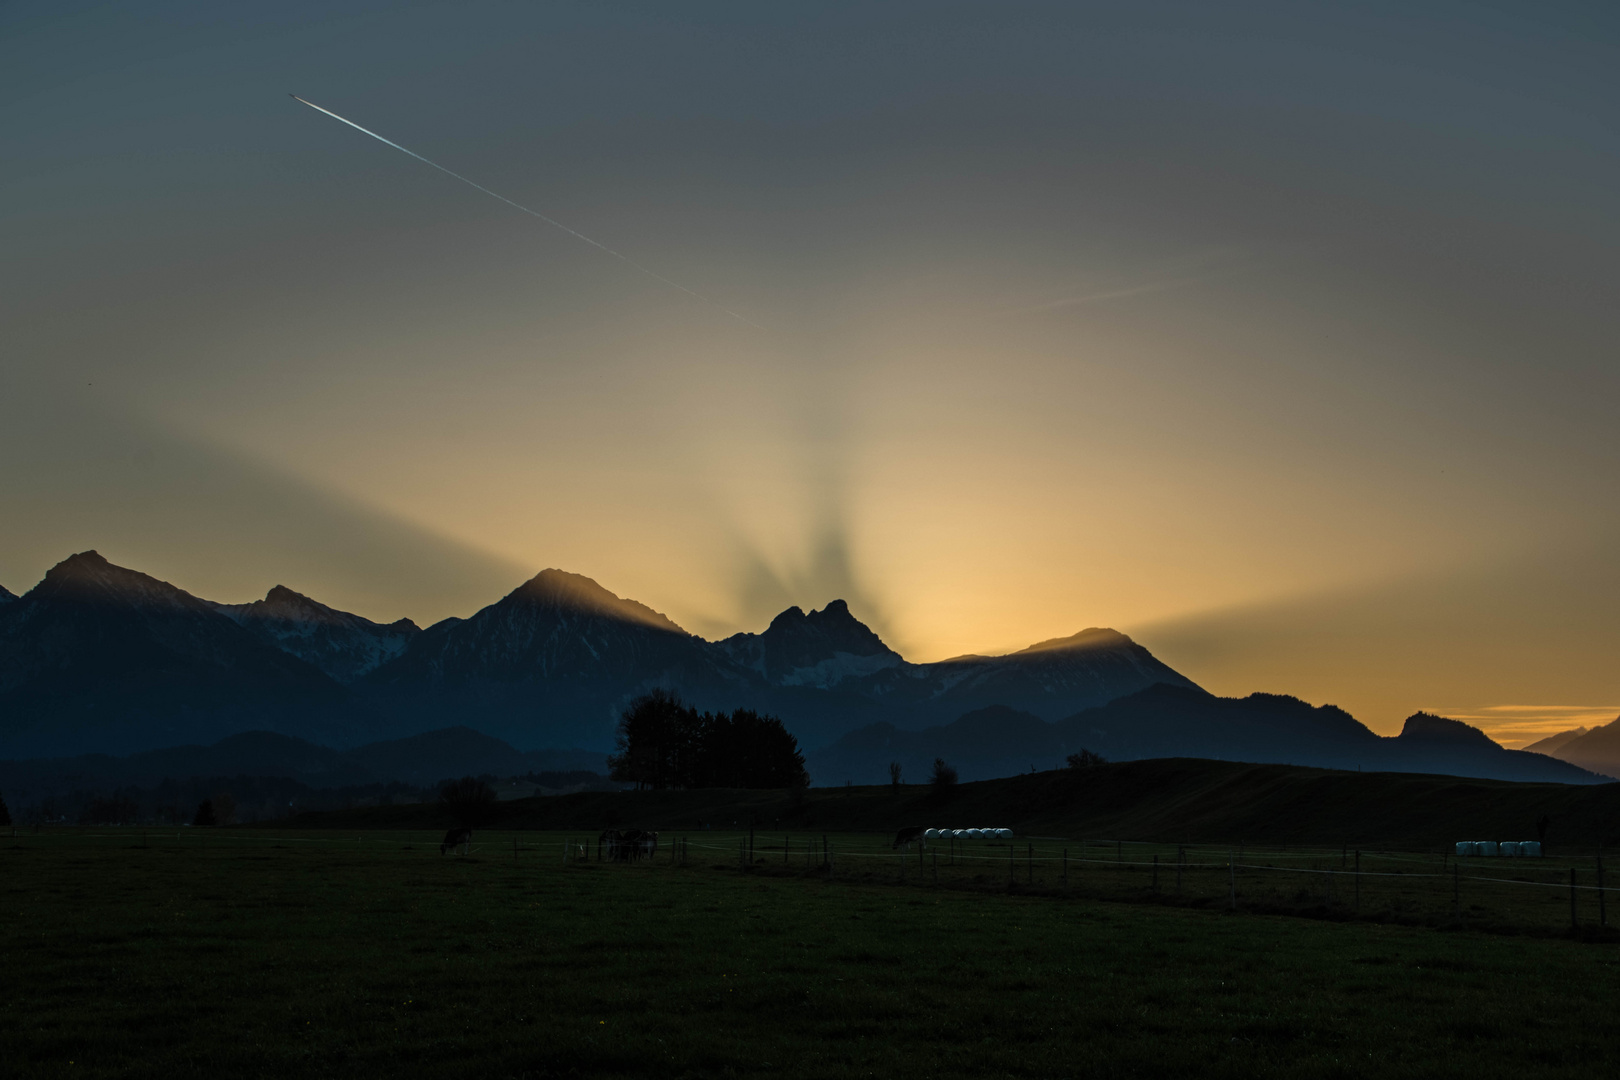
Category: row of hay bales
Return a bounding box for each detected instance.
[1455,840,1543,857]
[925,828,1014,841]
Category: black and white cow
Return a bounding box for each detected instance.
[892,826,926,851]
[441,828,472,855]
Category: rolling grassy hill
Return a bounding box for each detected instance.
[274,756,1620,852]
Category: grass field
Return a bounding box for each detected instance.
[5,827,1619,1078]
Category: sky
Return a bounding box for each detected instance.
[3,1,1617,743]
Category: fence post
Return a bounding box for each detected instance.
[933,849,937,884]
[785,836,789,865]
[1599,857,1607,927]
[1176,846,1183,895]
[1355,851,1361,912]
[1571,868,1579,929]
[1063,848,1068,884]
[1228,852,1236,910]
[1153,854,1159,892]
[1453,864,1460,920]
[1028,843,1034,884]
[513,837,518,860]
[1008,844,1014,885]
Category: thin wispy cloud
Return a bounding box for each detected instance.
[992,247,1252,318]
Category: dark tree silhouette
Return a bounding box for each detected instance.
[889,761,903,791]
[193,799,217,827]
[0,791,11,827]
[440,776,499,828]
[930,758,958,792]
[1067,749,1107,769]
[696,709,808,789]
[608,690,702,790]
[610,692,807,790]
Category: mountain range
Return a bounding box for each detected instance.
[0,552,1192,758]
[0,551,1608,788]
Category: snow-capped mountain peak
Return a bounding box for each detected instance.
[216,585,420,685]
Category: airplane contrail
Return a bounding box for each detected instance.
[289,94,760,328]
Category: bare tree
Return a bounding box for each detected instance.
[889,761,903,791]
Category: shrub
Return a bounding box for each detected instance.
[1067,749,1107,769]
[929,758,958,800]
[193,800,217,827]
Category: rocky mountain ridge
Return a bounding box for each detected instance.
[0,552,1602,790]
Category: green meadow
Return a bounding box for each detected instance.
[4,827,1618,1078]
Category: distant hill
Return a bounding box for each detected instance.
[275,757,1620,853]
[810,685,1607,786]
[1523,726,1591,755]
[1534,714,1620,780]
[0,726,613,807]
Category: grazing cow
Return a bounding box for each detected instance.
[599,828,622,861]
[441,828,472,855]
[614,828,659,861]
[892,826,926,851]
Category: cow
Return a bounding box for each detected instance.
[615,829,659,861]
[441,828,472,855]
[892,826,926,851]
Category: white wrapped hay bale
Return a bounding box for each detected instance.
[1499,841,1521,857]
[924,829,940,840]
[995,828,1015,840]
[1520,840,1542,857]
[1476,840,1498,857]
[1455,841,1475,856]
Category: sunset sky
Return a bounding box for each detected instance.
[4,2,1616,742]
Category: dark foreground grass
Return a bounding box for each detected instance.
[3,830,1618,1078]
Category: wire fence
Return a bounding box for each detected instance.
[662,831,1617,937]
[6,825,1615,937]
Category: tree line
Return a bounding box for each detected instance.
[608,691,808,790]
